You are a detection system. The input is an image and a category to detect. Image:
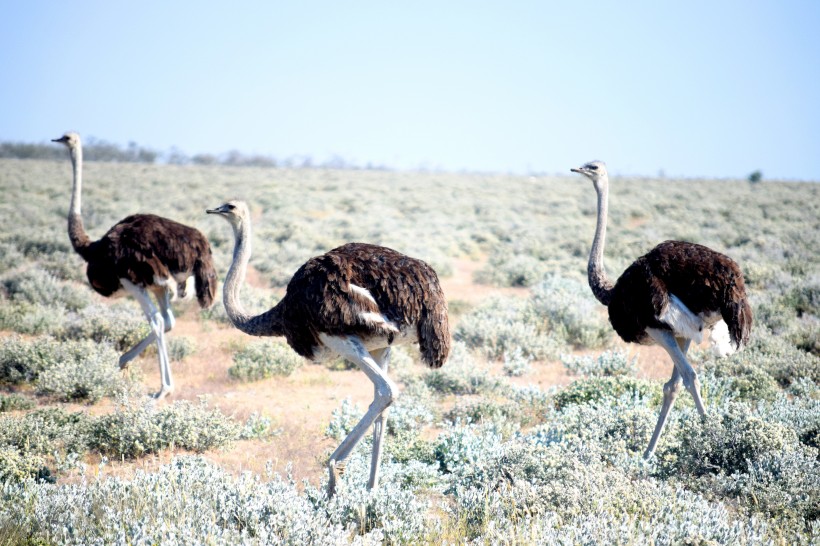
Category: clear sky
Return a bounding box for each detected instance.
[2,1,819,180]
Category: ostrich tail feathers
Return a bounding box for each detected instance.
[418,300,451,369]
[722,297,753,351]
[194,257,218,309]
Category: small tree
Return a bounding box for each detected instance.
[748,170,763,183]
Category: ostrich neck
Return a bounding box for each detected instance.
[224,219,285,336]
[588,180,615,306]
[67,144,92,257]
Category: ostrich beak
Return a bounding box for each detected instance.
[571,167,584,174]
[52,136,67,143]
[206,207,223,215]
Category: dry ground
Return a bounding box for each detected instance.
[28,257,675,487]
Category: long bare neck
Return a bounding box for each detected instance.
[588,178,615,306]
[223,218,285,336]
[67,143,92,257]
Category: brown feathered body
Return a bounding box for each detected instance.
[70,212,217,308]
[246,243,450,368]
[608,240,752,349]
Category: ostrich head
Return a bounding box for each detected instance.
[571,160,608,191]
[206,200,250,230]
[52,132,81,149]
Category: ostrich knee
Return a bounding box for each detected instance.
[681,369,707,416]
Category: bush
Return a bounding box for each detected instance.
[657,402,798,478]
[90,398,242,458]
[554,376,660,410]
[529,274,612,349]
[35,339,123,402]
[0,301,67,335]
[423,342,502,395]
[0,393,35,412]
[0,335,124,402]
[1,267,91,311]
[454,298,563,360]
[0,407,92,462]
[228,339,303,381]
[60,302,149,352]
[561,350,636,376]
[167,335,196,362]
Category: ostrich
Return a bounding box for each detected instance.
[206,200,450,497]
[53,132,217,399]
[571,161,752,458]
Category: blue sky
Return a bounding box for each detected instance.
[2,1,819,179]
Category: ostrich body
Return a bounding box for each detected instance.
[54,132,217,398]
[207,200,450,497]
[572,161,752,458]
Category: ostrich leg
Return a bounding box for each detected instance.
[368,346,391,490]
[645,329,705,458]
[643,337,692,458]
[324,336,397,498]
[122,281,174,399]
[118,288,176,368]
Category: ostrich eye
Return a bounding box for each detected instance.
[227,204,236,210]
[588,165,598,171]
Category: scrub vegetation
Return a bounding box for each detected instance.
[0,156,817,544]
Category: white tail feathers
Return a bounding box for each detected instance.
[709,320,735,357]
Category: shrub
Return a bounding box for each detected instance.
[1,267,90,311]
[0,407,92,461]
[90,398,242,458]
[529,274,612,349]
[228,339,303,381]
[0,301,67,335]
[501,347,532,377]
[0,393,35,412]
[0,445,47,483]
[727,328,819,387]
[60,302,149,352]
[657,402,798,478]
[561,349,636,376]
[554,376,660,410]
[474,251,549,287]
[703,358,780,403]
[0,335,59,384]
[454,298,563,360]
[716,447,820,530]
[167,335,196,362]
[423,342,502,395]
[34,339,123,402]
[0,335,123,402]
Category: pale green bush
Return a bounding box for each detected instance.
[0,393,34,412]
[474,251,550,287]
[60,302,149,352]
[0,300,67,335]
[167,335,196,362]
[501,347,532,376]
[228,339,304,381]
[0,336,124,402]
[657,402,798,478]
[454,297,563,360]
[0,407,92,464]
[422,342,502,395]
[561,349,636,376]
[529,274,612,349]
[34,339,123,402]
[554,375,660,410]
[90,398,242,459]
[1,267,91,311]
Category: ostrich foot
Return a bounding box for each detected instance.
[327,459,346,498]
[151,387,173,400]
